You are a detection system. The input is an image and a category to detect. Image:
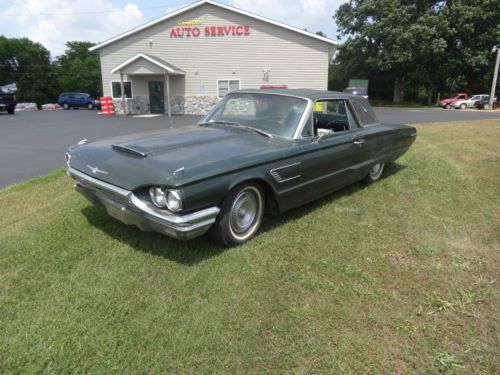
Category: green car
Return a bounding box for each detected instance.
[66,89,416,246]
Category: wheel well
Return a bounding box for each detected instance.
[230,178,279,215]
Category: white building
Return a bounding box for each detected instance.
[90,0,339,115]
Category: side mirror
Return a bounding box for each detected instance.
[317,128,333,141]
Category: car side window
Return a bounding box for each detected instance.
[312,99,357,135]
[301,113,313,137]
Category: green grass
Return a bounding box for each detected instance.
[1,120,499,374]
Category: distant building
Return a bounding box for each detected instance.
[90,0,338,115]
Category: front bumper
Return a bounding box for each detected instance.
[67,167,220,240]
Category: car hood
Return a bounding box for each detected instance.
[68,125,292,190]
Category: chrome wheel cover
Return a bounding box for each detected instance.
[370,163,384,180]
[229,187,262,240]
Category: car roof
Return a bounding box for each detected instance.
[235,88,362,101]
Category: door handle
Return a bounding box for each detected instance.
[353,139,365,147]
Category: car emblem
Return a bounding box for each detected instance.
[87,165,109,175]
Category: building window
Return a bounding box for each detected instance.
[111,81,133,99]
[217,79,240,98]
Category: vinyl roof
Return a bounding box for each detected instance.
[89,0,339,52]
[237,89,355,100]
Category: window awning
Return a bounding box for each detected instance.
[111,53,185,75]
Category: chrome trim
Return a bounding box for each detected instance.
[173,167,185,176]
[269,162,302,184]
[70,167,129,197]
[68,167,220,240]
[87,165,109,175]
[292,98,314,140]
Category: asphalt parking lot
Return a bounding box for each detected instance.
[0,107,499,188]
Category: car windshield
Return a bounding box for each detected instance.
[201,93,308,138]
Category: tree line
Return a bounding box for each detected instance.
[2,0,499,106]
[0,37,101,104]
[330,0,500,103]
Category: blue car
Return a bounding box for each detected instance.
[58,92,100,110]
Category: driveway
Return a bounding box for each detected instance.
[1,107,499,188]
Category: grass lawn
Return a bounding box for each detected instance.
[1,120,499,374]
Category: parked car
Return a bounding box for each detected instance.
[0,88,16,115]
[475,96,498,110]
[439,93,469,109]
[66,89,416,246]
[452,94,489,109]
[58,92,100,110]
[343,87,369,100]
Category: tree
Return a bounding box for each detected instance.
[333,0,500,103]
[0,36,58,104]
[55,41,102,97]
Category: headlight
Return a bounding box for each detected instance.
[166,190,183,212]
[149,187,167,207]
[149,187,182,212]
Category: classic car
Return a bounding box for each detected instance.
[66,89,416,246]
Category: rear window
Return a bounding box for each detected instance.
[350,97,379,126]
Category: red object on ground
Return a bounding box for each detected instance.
[260,85,288,89]
[100,96,115,115]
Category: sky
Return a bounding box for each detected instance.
[0,0,344,57]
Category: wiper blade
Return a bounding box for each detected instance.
[237,125,273,139]
[199,121,273,138]
[199,120,241,126]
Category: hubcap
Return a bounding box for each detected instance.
[230,191,258,234]
[370,163,384,179]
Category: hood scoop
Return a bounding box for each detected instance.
[112,144,148,158]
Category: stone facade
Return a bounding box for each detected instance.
[113,96,149,115]
[113,95,220,116]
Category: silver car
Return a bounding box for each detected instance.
[452,94,489,109]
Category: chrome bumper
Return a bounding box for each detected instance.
[67,167,220,240]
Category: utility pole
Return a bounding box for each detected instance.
[489,46,500,110]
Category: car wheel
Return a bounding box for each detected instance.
[209,183,264,247]
[460,103,467,110]
[63,103,69,110]
[87,103,94,110]
[365,162,385,183]
[445,104,451,109]
[7,108,15,115]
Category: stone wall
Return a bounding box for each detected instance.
[171,96,220,115]
[112,95,220,116]
[113,96,149,115]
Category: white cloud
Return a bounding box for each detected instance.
[231,0,343,39]
[1,0,145,57]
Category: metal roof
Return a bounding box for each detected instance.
[89,0,339,52]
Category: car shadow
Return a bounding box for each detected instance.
[81,162,406,265]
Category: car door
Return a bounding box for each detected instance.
[273,99,365,209]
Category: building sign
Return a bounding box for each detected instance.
[170,19,251,38]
